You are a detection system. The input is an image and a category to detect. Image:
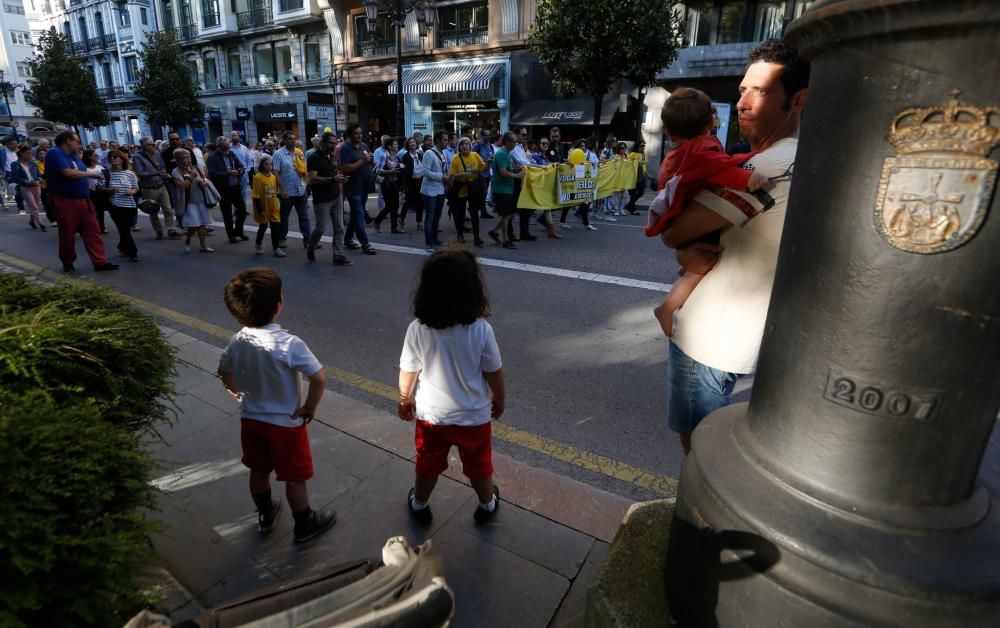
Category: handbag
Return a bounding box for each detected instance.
[202,179,221,208]
[459,154,484,198]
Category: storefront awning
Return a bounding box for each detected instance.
[388,61,504,95]
[510,96,619,126]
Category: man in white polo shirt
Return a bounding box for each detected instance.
[660,39,810,454]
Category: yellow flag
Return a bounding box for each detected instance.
[516,165,558,210]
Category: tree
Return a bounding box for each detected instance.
[133,31,204,131]
[529,0,684,142]
[24,30,110,133]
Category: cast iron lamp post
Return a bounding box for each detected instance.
[363,0,434,140]
[0,70,22,132]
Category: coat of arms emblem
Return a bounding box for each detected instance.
[874,90,999,254]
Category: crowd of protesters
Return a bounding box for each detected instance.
[0,123,653,271]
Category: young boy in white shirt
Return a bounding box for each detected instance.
[218,268,336,543]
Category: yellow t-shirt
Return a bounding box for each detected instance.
[36,160,47,189]
[628,151,648,175]
[449,151,486,199]
[251,172,280,223]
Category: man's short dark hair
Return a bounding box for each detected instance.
[661,86,714,140]
[347,123,362,136]
[748,39,810,107]
[224,268,282,328]
[413,247,490,329]
[5,136,19,146]
[321,131,337,144]
[434,129,449,143]
[281,131,295,142]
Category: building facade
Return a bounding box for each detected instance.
[28,0,161,145]
[1,0,44,134]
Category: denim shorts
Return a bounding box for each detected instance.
[667,340,738,436]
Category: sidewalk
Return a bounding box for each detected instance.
[147,325,635,627]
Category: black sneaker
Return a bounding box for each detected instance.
[473,485,500,524]
[332,255,354,266]
[408,488,433,525]
[62,263,75,273]
[94,262,120,271]
[293,507,337,544]
[258,498,282,534]
[168,232,183,240]
[306,247,316,262]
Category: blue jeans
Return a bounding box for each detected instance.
[667,340,738,436]
[279,194,310,244]
[421,193,444,247]
[344,194,370,247]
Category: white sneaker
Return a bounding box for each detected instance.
[200,246,215,253]
[602,214,618,222]
[274,248,287,257]
[585,224,598,231]
[559,222,571,230]
[184,244,191,252]
[255,244,263,255]
[131,225,141,231]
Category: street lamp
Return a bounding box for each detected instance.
[362,0,435,140]
[0,70,22,132]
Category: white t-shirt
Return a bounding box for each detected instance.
[672,136,798,375]
[218,324,323,427]
[399,318,503,426]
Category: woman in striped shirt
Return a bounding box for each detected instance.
[106,149,141,262]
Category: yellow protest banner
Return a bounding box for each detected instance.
[515,159,640,209]
[557,163,596,205]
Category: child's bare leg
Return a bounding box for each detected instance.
[249,469,271,495]
[285,480,309,512]
[414,474,438,503]
[470,475,494,504]
[654,272,705,337]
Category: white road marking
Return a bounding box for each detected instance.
[231,220,673,293]
[151,458,246,492]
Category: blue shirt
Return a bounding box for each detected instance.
[272,147,306,196]
[473,141,494,177]
[340,141,371,197]
[45,146,90,199]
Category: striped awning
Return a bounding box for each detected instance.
[387,61,503,95]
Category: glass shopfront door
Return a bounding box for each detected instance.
[431,105,499,141]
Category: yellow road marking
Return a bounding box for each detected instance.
[0,251,678,496]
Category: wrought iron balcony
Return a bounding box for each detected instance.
[202,10,220,28]
[277,0,302,12]
[357,38,394,57]
[70,41,86,54]
[97,86,125,99]
[102,33,115,48]
[237,4,272,28]
[118,25,133,40]
[172,23,197,41]
[438,25,488,48]
[87,36,101,49]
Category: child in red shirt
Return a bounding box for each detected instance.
[647,87,769,337]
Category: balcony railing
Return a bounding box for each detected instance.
[97,86,125,99]
[102,33,115,48]
[438,25,488,48]
[87,36,101,49]
[277,0,302,11]
[172,23,197,41]
[357,38,394,57]
[118,25,133,40]
[70,41,86,54]
[202,10,220,28]
[237,4,272,28]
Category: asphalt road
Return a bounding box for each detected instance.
[1,192,997,503]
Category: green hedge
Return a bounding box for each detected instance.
[0,273,177,626]
[0,273,177,437]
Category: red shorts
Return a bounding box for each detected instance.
[240,418,314,483]
[414,420,493,480]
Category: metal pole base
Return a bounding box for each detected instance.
[666,404,1000,627]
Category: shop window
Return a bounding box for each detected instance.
[354,13,395,57]
[227,47,243,86]
[304,37,321,80]
[254,43,275,84]
[437,1,488,49]
[204,54,219,88]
